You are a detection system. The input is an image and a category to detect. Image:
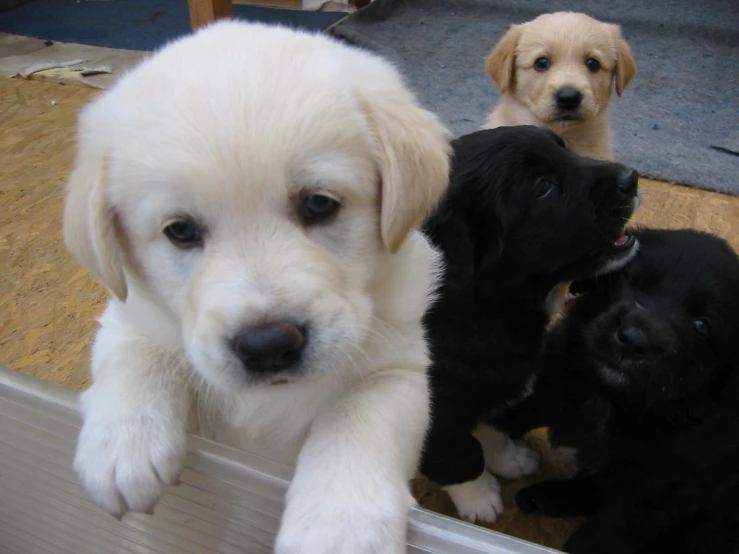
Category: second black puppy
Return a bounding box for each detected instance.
[510,229,739,554]
[420,126,640,523]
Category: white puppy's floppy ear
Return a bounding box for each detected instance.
[486,24,523,94]
[63,103,127,301]
[359,80,452,254]
[609,24,637,97]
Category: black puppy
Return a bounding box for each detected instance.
[420,126,640,523]
[509,228,739,554]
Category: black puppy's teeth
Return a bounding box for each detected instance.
[614,234,630,246]
[613,232,635,250]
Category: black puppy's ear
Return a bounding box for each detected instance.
[423,210,477,293]
[442,134,509,274]
[474,225,505,272]
[425,201,505,288]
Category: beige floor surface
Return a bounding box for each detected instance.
[2,76,737,550]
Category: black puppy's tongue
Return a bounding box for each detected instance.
[613,232,634,249]
[614,234,630,246]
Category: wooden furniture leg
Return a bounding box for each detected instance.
[188,0,234,32]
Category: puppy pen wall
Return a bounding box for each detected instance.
[0,365,560,554]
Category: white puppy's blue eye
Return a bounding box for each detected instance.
[164,219,203,248]
[302,194,340,225]
[534,57,550,71]
[692,319,711,337]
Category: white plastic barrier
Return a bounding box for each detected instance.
[0,366,560,554]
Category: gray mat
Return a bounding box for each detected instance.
[334,0,739,196]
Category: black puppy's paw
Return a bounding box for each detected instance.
[515,479,598,517]
[515,482,555,514]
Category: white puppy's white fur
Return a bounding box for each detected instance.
[64,21,451,554]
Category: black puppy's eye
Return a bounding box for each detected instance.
[692,319,711,337]
[534,178,557,198]
[534,57,551,71]
[585,58,601,72]
[164,219,203,248]
[302,193,340,225]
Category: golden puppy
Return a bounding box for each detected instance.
[484,11,637,161]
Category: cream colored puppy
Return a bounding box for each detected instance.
[64,20,451,554]
[484,11,637,161]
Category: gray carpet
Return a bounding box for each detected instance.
[334,0,739,196]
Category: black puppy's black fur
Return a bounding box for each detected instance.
[420,127,639,492]
[507,228,739,554]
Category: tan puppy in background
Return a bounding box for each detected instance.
[484,11,637,161]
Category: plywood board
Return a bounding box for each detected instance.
[0,33,146,89]
[0,78,106,392]
[1,76,737,552]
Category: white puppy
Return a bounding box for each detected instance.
[63,21,451,554]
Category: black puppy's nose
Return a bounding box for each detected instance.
[615,325,649,357]
[556,87,583,111]
[618,168,639,196]
[231,322,305,372]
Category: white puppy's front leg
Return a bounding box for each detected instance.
[275,369,429,554]
[74,303,190,518]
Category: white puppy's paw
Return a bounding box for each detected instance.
[73,414,186,518]
[275,484,412,554]
[486,438,539,480]
[443,471,504,524]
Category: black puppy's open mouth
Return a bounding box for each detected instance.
[597,230,639,273]
[596,364,630,387]
[612,231,636,252]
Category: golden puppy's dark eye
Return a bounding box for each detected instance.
[164,219,203,248]
[534,57,550,71]
[586,58,601,72]
[302,194,340,225]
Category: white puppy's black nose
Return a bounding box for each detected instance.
[232,322,305,372]
[618,168,639,196]
[556,87,583,111]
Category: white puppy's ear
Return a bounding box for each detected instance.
[610,24,637,97]
[486,24,523,94]
[359,82,452,254]
[63,104,127,301]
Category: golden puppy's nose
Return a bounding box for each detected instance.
[556,87,583,111]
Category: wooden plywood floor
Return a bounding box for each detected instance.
[1,78,107,392]
[2,77,738,551]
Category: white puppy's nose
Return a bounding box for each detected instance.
[231,322,305,372]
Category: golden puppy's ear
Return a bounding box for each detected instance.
[485,24,523,94]
[359,87,452,254]
[611,25,637,96]
[63,106,127,300]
